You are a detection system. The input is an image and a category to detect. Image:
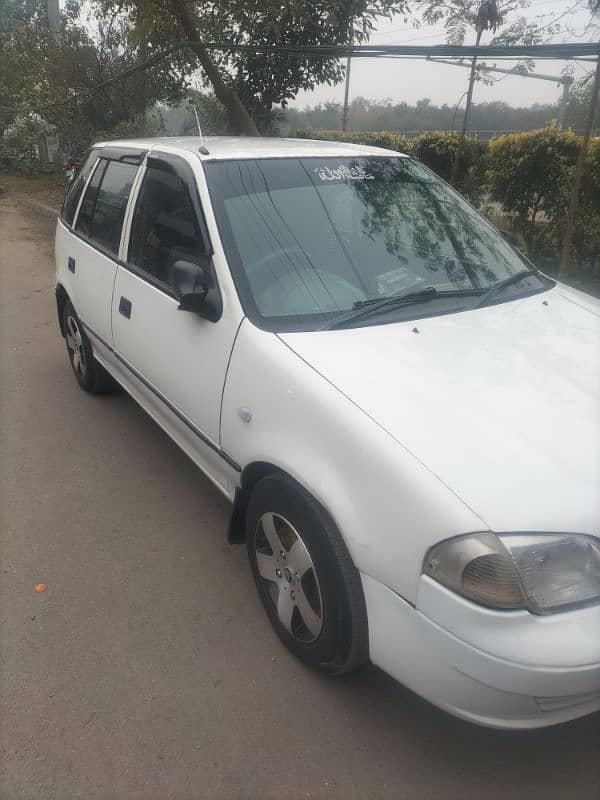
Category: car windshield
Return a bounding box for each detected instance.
[204,156,547,331]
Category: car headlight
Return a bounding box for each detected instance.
[423,532,600,614]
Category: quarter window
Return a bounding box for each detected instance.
[128,164,207,287]
[61,149,99,225]
[75,158,139,255]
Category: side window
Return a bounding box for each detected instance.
[75,158,139,255]
[61,149,99,226]
[75,158,106,238]
[128,164,208,287]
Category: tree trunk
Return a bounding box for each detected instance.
[169,0,260,136]
[559,54,600,278]
[450,27,483,186]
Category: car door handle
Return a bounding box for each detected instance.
[119,296,132,319]
[68,257,75,273]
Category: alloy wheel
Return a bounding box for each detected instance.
[254,512,324,643]
[65,314,87,379]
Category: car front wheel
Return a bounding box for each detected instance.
[246,473,369,675]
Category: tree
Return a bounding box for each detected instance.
[0,1,189,153]
[106,0,407,135]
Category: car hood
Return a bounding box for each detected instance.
[279,284,600,534]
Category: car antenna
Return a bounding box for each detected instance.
[190,101,209,155]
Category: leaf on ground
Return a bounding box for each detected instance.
[34,583,47,593]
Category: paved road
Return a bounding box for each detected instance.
[1,192,599,800]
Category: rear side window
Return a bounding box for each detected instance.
[128,164,207,286]
[75,159,106,238]
[75,158,139,255]
[61,149,98,225]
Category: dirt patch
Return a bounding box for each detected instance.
[0,173,66,211]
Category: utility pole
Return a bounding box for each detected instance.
[557,77,573,130]
[341,7,356,133]
[342,54,352,133]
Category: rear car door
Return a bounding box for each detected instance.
[59,150,142,344]
[111,152,243,487]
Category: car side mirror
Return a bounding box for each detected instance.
[169,259,221,321]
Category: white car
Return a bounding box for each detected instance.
[54,136,600,729]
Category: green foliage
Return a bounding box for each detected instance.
[160,91,234,136]
[412,131,485,201]
[104,108,166,141]
[572,138,600,271]
[421,0,543,48]
[486,128,581,255]
[1,1,189,155]
[0,116,43,175]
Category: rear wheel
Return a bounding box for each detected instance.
[246,474,368,675]
[62,301,115,394]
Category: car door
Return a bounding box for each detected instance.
[66,150,142,344]
[111,151,243,488]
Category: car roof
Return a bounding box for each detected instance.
[92,135,408,161]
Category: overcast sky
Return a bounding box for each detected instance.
[292,1,598,109]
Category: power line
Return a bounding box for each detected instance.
[1,40,598,115]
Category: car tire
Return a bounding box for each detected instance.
[246,473,369,675]
[62,301,115,394]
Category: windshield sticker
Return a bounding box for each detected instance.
[314,165,375,182]
[377,267,423,295]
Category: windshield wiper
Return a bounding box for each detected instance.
[472,269,539,309]
[324,286,439,330]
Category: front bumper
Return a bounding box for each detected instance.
[361,573,600,729]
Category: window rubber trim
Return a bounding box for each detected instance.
[80,319,242,473]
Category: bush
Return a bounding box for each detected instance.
[486,128,580,258]
[412,131,486,204]
[571,137,600,272]
[0,117,43,176]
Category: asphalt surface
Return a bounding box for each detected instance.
[1,190,599,800]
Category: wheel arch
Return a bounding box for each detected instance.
[229,461,344,546]
[228,461,287,543]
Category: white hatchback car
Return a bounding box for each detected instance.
[55,136,600,729]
